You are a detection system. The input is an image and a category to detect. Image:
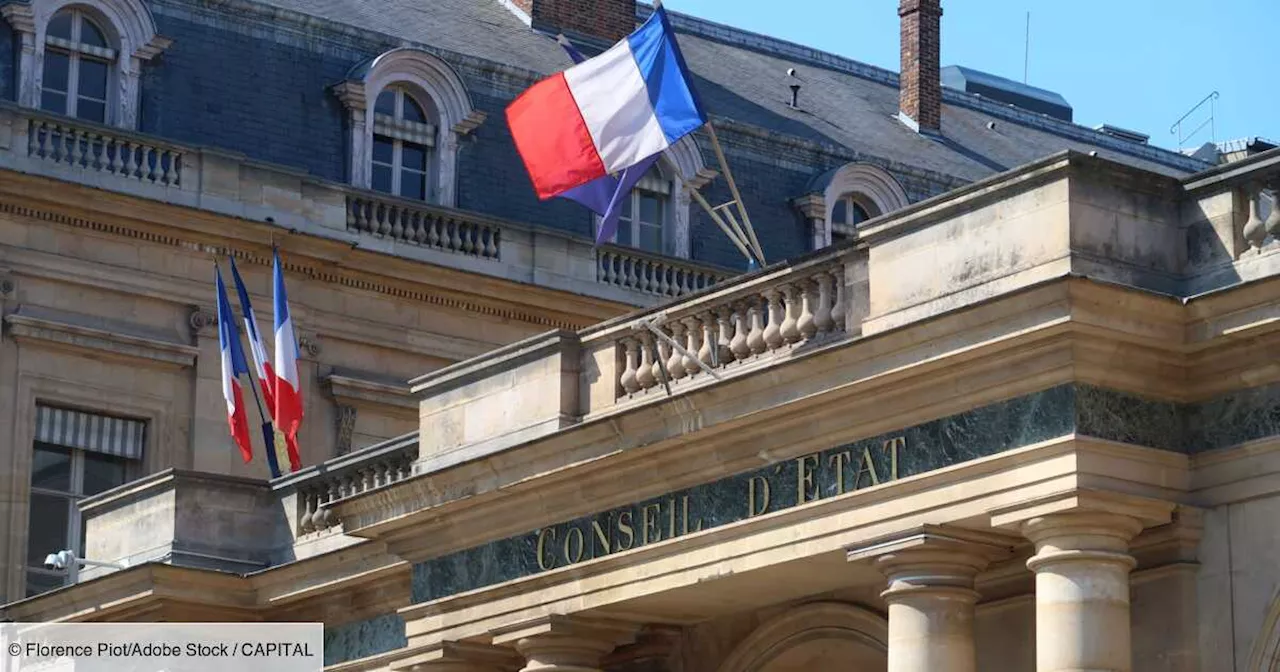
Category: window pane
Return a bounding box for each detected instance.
[401,96,427,124]
[400,143,427,171]
[852,201,871,224]
[638,224,662,253]
[372,136,394,164]
[41,90,67,115]
[371,165,393,194]
[616,222,633,247]
[83,452,127,497]
[77,99,106,123]
[78,58,108,100]
[79,17,109,48]
[374,90,396,116]
[639,193,662,225]
[831,199,847,226]
[26,493,70,564]
[47,12,73,40]
[31,444,72,491]
[26,570,64,598]
[42,51,70,93]
[398,170,424,200]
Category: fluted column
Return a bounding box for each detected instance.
[848,527,1011,672]
[1022,512,1144,672]
[492,616,637,672]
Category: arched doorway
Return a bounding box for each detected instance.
[715,602,888,672]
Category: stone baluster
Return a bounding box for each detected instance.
[69,129,83,166]
[730,304,751,360]
[747,300,768,355]
[780,284,802,344]
[830,267,847,332]
[1244,183,1267,248]
[814,273,835,333]
[362,467,374,492]
[653,334,671,385]
[315,484,333,530]
[1266,182,1280,239]
[715,309,734,365]
[620,338,640,394]
[681,316,701,377]
[299,490,316,534]
[667,322,687,379]
[762,289,785,350]
[797,278,818,339]
[698,313,716,368]
[110,137,124,174]
[636,333,657,390]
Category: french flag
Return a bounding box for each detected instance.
[507,5,706,200]
[215,267,253,464]
[272,249,303,473]
[228,256,285,478]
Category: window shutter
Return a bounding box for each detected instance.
[34,405,145,460]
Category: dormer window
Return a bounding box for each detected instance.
[612,166,670,254]
[41,9,114,123]
[371,86,436,201]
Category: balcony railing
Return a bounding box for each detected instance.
[0,103,735,308]
[275,434,418,537]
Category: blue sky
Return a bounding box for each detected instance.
[673,0,1277,153]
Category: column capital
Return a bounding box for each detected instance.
[491,615,638,672]
[390,641,522,672]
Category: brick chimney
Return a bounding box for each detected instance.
[511,0,637,45]
[898,0,942,133]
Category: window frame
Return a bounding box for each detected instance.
[41,8,116,123]
[370,86,436,202]
[599,169,672,255]
[24,441,132,596]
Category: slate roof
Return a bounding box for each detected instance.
[242,0,1212,181]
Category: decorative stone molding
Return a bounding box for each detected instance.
[335,48,485,207]
[4,0,172,129]
[334,404,357,456]
[715,602,888,672]
[389,641,523,672]
[5,312,197,367]
[298,333,321,359]
[492,615,637,672]
[0,273,15,297]
[325,374,416,411]
[188,307,216,338]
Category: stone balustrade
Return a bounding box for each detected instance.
[27,116,185,188]
[612,258,848,398]
[278,435,419,537]
[596,244,731,298]
[345,191,502,260]
[0,103,733,309]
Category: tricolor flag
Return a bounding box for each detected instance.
[228,256,285,478]
[272,249,303,473]
[215,266,253,464]
[506,5,706,201]
[553,35,663,247]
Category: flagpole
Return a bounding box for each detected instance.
[689,188,756,264]
[216,257,282,479]
[704,122,766,264]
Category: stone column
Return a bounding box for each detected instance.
[848,527,1012,672]
[1022,512,1144,672]
[492,615,637,672]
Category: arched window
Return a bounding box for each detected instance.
[1,0,170,129]
[796,163,910,249]
[41,9,113,123]
[333,48,486,208]
[602,164,670,254]
[370,86,436,201]
[831,193,876,229]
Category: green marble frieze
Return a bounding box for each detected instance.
[409,381,1280,604]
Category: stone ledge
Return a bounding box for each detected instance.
[4,313,198,367]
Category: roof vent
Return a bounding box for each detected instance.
[941,65,1072,122]
[1094,124,1150,145]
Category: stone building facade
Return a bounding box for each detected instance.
[2,0,1279,670]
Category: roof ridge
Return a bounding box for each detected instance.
[640,3,1211,174]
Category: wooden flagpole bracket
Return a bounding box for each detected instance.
[704,122,766,264]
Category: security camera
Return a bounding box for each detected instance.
[44,550,72,571]
[44,553,60,571]
[786,68,796,77]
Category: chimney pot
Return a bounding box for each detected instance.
[898,0,942,133]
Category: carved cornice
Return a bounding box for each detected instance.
[791,193,825,220]
[5,313,198,367]
[0,200,586,331]
[0,3,35,34]
[325,374,415,410]
[451,110,487,137]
